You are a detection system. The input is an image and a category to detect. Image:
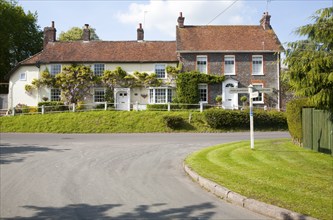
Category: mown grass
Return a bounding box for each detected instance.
[185,139,333,220]
[0,111,217,133]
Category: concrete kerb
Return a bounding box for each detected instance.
[183,163,317,220]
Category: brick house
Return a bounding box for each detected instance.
[7,12,283,110]
[176,12,283,109]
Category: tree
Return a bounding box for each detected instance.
[59,26,100,41]
[0,0,43,91]
[54,65,96,104]
[284,7,333,110]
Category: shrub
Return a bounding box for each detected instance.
[38,101,69,112]
[147,104,168,111]
[163,116,184,129]
[14,103,30,114]
[286,98,311,144]
[204,108,287,130]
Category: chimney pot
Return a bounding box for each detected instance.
[43,21,56,48]
[137,23,144,41]
[177,12,185,28]
[260,11,271,30]
[83,24,90,41]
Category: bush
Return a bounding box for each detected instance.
[38,101,69,112]
[147,104,169,111]
[204,109,287,130]
[163,116,184,129]
[14,103,30,114]
[286,98,311,144]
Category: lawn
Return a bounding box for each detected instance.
[185,139,333,220]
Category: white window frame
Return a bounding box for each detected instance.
[155,64,166,79]
[196,55,207,74]
[149,88,174,104]
[19,72,27,81]
[224,55,235,75]
[50,64,62,76]
[94,88,106,103]
[198,83,208,103]
[252,55,263,75]
[50,88,61,101]
[252,83,264,104]
[94,64,105,77]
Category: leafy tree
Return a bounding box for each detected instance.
[54,64,96,104]
[0,0,43,90]
[284,7,333,110]
[59,26,100,41]
[29,64,96,104]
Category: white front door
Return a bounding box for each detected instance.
[222,79,239,109]
[116,91,129,111]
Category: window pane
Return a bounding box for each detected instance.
[50,64,61,76]
[198,84,208,102]
[94,89,105,102]
[51,88,61,101]
[155,64,166,78]
[155,89,166,103]
[253,84,263,102]
[252,56,263,75]
[224,56,235,75]
[149,89,154,103]
[197,56,207,74]
[94,64,105,77]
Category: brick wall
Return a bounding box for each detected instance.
[179,52,280,108]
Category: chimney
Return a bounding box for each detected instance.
[260,12,271,30]
[43,21,56,48]
[177,12,185,28]
[137,23,144,41]
[83,24,90,41]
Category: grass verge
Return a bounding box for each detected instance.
[185,139,333,220]
[0,111,214,133]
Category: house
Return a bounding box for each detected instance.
[7,22,178,110]
[7,12,283,111]
[176,12,283,109]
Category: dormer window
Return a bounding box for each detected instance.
[94,64,105,77]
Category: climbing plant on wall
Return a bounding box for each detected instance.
[174,71,224,104]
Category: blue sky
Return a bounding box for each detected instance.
[18,0,332,47]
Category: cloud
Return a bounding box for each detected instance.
[115,0,256,40]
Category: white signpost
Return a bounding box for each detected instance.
[229,85,273,149]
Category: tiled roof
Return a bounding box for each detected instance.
[176,25,283,52]
[21,40,178,65]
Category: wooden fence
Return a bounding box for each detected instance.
[302,108,333,156]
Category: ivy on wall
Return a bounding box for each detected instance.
[174,71,224,104]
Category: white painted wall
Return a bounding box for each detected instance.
[8,62,177,110]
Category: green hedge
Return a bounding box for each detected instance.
[37,101,69,112]
[204,109,287,130]
[286,98,312,144]
[163,115,184,129]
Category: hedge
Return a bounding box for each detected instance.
[285,98,312,144]
[204,108,287,130]
[37,101,69,112]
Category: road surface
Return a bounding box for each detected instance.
[0,132,289,219]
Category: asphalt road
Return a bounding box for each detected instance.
[1,132,290,219]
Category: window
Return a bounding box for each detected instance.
[94,88,105,102]
[149,88,173,104]
[253,84,264,103]
[198,84,208,103]
[252,55,263,75]
[94,64,105,77]
[224,55,235,75]
[20,72,26,81]
[50,64,61,76]
[155,64,166,78]
[50,88,61,101]
[197,56,207,74]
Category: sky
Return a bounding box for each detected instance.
[17,0,333,48]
